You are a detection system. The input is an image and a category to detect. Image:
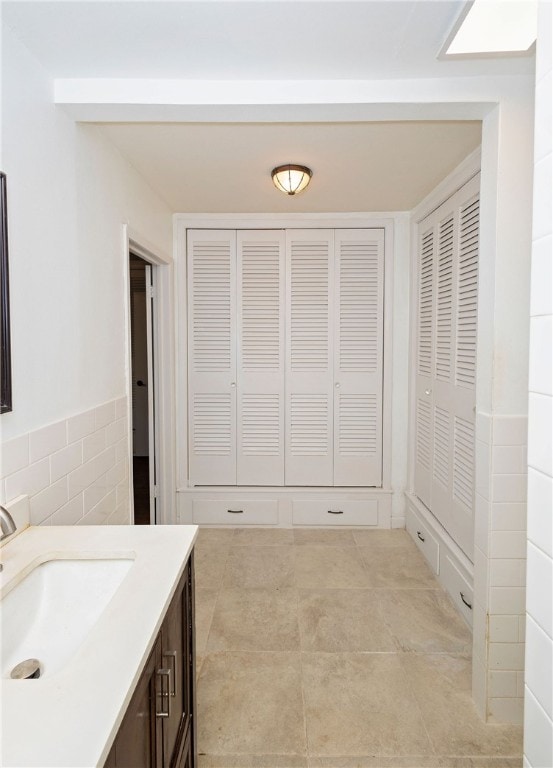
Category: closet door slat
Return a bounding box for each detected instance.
[237,231,285,485]
[414,224,435,509]
[333,229,384,486]
[285,230,334,486]
[187,230,237,485]
[413,175,480,562]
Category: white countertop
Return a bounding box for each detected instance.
[0,524,198,768]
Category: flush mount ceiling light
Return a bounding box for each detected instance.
[271,164,312,196]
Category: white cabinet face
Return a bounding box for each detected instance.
[237,231,285,485]
[413,175,480,560]
[187,227,386,489]
[188,230,237,485]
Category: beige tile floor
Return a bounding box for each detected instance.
[194,528,523,768]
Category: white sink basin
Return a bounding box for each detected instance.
[1,558,133,678]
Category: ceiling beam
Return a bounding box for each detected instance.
[54,75,533,122]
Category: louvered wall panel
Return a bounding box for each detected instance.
[187,230,237,485]
[433,406,450,488]
[237,231,285,485]
[417,228,434,377]
[338,394,377,455]
[436,216,454,382]
[453,416,474,510]
[456,197,479,389]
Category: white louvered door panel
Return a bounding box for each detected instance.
[188,230,237,485]
[333,229,384,486]
[431,207,459,536]
[237,231,285,485]
[449,178,480,557]
[414,223,435,509]
[414,174,480,561]
[285,230,334,485]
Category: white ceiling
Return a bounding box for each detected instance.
[98,121,482,212]
[3,1,527,211]
[3,0,533,80]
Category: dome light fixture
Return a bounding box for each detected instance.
[271,164,312,196]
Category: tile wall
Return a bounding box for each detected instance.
[0,398,130,526]
[473,413,528,725]
[524,2,553,765]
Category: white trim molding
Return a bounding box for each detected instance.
[174,212,407,523]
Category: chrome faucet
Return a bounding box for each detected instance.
[0,505,17,572]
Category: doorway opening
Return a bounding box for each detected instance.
[129,252,157,525]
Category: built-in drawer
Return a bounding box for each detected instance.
[441,552,474,628]
[406,504,440,574]
[292,499,378,527]
[192,498,278,525]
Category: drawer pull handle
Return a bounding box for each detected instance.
[156,668,171,718]
[460,592,472,610]
[328,509,344,515]
[227,509,244,514]
[417,531,425,542]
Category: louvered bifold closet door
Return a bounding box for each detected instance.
[333,229,384,486]
[430,205,457,541]
[237,231,285,485]
[188,230,237,485]
[285,230,334,485]
[414,174,480,561]
[414,220,436,509]
[449,176,480,558]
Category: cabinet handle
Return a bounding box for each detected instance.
[460,592,473,610]
[425,389,431,396]
[156,668,171,718]
[227,509,244,514]
[163,651,177,697]
[327,509,344,515]
[417,531,425,542]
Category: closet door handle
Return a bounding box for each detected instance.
[460,592,472,610]
[424,389,431,396]
[417,531,425,542]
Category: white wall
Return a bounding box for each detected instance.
[524,3,553,766]
[0,25,173,525]
[0,25,172,444]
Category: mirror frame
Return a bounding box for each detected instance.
[1,172,12,414]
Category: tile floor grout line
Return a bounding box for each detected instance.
[199,538,235,659]
[396,649,439,759]
[297,584,311,761]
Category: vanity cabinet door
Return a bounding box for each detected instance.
[104,553,196,768]
[108,635,163,768]
[163,556,196,767]
[162,572,187,764]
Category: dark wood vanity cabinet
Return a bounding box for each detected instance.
[105,553,196,768]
